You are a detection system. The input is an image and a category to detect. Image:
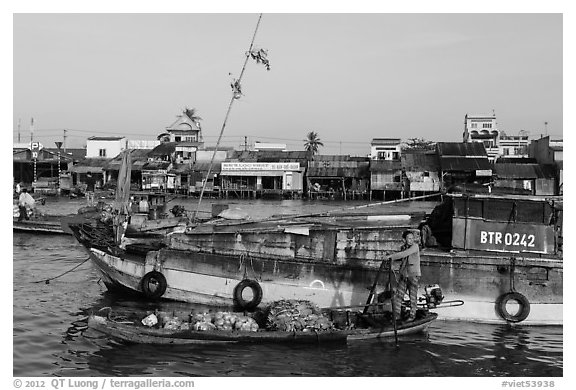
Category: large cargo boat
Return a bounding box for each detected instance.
[70,193,562,326]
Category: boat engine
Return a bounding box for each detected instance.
[423,284,444,308]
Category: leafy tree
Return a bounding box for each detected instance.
[403,137,436,151]
[184,107,203,130]
[304,131,324,155]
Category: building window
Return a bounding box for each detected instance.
[482,123,492,129]
[99,149,106,157]
[503,148,510,156]
[175,136,181,142]
[471,123,477,128]
[185,136,196,142]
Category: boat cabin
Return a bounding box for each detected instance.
[130,191,169,220]
[450,194,562,255]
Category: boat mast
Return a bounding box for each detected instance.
[193,14,264,221]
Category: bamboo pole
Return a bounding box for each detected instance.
[193,14,264,221]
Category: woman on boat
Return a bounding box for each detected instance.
[386,230,421,322]
[17,188,36,221]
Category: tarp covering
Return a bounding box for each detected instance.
[369,160,402,172]
[113,150,132,215]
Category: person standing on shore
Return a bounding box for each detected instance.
[18,188,35,221]
[386,230,421,322]
[85,172,96,206]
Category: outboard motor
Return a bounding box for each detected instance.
[424,284,444,308]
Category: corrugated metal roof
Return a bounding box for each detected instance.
[439,157,491,171]
[149,142,176,156]
[60,148,87,161]
[87,136,125,141]
[70,165,104,173]
[494,164,556,179]
[312,155,351,161]
[104,149,151,171]
[370,138,401,146]
[307,166,369,178]
[369,160,402,172]
[401,151,439,170]
[437,142,487,157]
[229,150,309,163]
[143,161,171,170]
[309,160,366,168]
[73,158,109,167]
[495,157,537,164]
[171,162,222,174]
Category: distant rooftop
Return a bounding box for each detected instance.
[88,136,125,141]
[371,138,401,146]
[466,113,496,119]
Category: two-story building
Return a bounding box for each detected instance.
[157,109,204,148]
[370,138,402,160]
[498,131,529,159]
[369,138,403,200]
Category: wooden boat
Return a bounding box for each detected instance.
[87,311,438,345]
[65,17,562,326]
[69,193,562,326]
[13,214,75,235]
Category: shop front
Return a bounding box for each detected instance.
[220,162,304,198]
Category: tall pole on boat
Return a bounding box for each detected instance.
[193,14,264,221]
[389,260,399,347]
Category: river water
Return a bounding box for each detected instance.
[12,197,563,378]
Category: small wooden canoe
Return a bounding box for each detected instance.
[13,216,71,235]
[87,312,437,345]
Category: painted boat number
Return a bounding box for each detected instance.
[480,231,536,248]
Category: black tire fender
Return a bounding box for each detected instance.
[233,279,263,311]
[495,291,530,323]
[141,271,167,299]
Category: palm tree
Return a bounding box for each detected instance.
[304,131,324,155]
[184,107,203,129]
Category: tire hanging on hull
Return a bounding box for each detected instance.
[141,271,168,300]
[233,279,263,311]
[495,291,531,323]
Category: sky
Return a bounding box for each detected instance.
[12,12,564,156]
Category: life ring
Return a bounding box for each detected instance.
[141,271,167,299]
[233,279,263,311]
[495,291,530,323]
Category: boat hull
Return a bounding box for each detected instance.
[86,243,562,326]
[13,218,69,235]
[87,313,436,345]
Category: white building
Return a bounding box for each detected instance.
[498,133,529,159]
[463,114,500,161]
[370,138,401,160]
[86,136,126,158]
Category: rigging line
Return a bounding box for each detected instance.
[31,257,91,284]
[194,13,263,221]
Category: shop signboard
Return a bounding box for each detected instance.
[221,162,300,171]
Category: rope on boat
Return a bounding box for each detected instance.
[31,257,91,284]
